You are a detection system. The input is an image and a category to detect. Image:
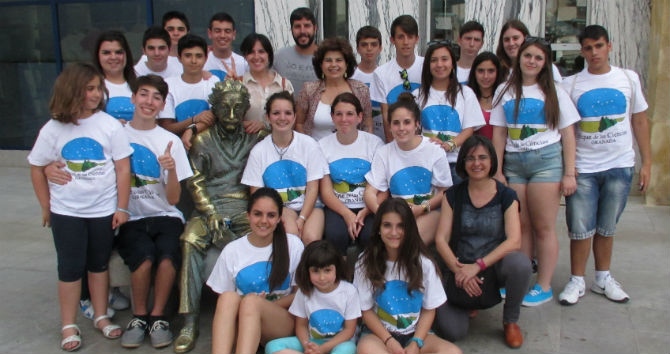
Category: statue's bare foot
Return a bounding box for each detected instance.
[174,315,199,354]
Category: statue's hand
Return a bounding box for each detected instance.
[207,213,223,239]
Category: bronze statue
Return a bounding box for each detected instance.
[174,80,266,353]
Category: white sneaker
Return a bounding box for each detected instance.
[109,287,130,311]
[79,299,115,320]
[590,275,630,303]
[558,277,585,305]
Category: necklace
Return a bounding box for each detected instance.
[481,94,493,99]
[272,133,294,160]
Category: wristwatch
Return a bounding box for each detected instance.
[410,337,424,348]
[187,123,198,135]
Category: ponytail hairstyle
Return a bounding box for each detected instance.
[247,187,289,292]
[294,240,346,296]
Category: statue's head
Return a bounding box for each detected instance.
[209,79,250,133]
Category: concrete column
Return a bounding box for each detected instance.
[646,0,670,206]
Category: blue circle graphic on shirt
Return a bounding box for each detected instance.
[387,83,420,104]
[576,88,627,117]
[262,160,307,189]
[62,137,105,161]
[389,166,432,196]
[235,261,290,295]
[309,309,344,339]
[175,99,209,122]
[208,69,228,81]
[106,96,134,120]
[375,279,422,329]
[502,97,545,125]
[421,105,462,132]
[129,143,160,178]
[329,158,370,184]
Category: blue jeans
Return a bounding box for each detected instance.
[565,167,633,240]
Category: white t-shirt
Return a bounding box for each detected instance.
[105,80,134,120]
[241,132,328,211]
[134,58,182,79]
[124,124,193,222]
[352,68,385,141]
[370,57,424,105]
[312,102,335,141]
[490,83,579,152]
[206,233,304,296]
[365,137,453,204]
[414,85,486,163]
[456,66,470,84]
[319,131,384,209]
[561,66,648,173]
[203,51,248,81]
[353,255,446,335]
[27,111,133,217]
[160,75,220,122]
[289,281,361,340]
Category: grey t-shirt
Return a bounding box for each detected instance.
[273,46,317,98]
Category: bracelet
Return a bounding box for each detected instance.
[410,337,424,348]
[116,207,131,215]
[383,335,393,345]
[476,258,487,271]
[421,200,431,214]
[187,123,197,135]
[298,214,306,221]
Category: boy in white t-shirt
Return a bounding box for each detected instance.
[203,12,248,81]
[351,26,386,141]
[134,26,182,79]
[158,34,219,149]
[118,75,193,349]
[370,15,424,142]
[557,25,652,306]
[455,21,484,84]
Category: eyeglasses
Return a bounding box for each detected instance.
[525,36,551,48]
[399,69,411,90]
[464,155,490,163]
[426,39,461,62]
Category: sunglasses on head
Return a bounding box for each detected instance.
[525,36,551,48]
[399,69,411,90]
[426,39,461,62]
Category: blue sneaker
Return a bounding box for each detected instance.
[500,288,506,299]
[521,284,553,307]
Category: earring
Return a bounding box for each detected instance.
[343,72,348,79]
[322,73,325,80]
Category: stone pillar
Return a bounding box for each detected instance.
[646,0,670,206]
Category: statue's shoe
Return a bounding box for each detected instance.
[174,325,199,354]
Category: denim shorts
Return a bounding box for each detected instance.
[565,167,633,240]
[503,142,563,184]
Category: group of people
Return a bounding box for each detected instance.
[28,5,651,354]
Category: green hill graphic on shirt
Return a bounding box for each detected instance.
[579,116,625,133]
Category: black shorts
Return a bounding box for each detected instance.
[117,216,183,272]
[50,212,115,282]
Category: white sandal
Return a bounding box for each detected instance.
[60,324,81,352]
[93,315,122,339]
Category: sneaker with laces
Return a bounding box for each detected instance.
[558,277,585,305]
[79,299,115,320]
[591,275,629,303]
[121,317,148,348]
[521,284,553,307]
[150,319,173,348]
[109,287,130,311]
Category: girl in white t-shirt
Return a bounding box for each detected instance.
[364,93,452,245]
[319,93,384,255]
[490,39,579,307]
[28,63,132,351]
[207,188,305,354]
[415,41,485,185]
[265,240,361,354]
[94,31,137,122]
[354,198,461,354]
[242,91,328,244]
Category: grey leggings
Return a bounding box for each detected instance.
[433,251,531,341]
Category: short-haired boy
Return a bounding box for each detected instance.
[456,20,484,83]
[119,74,194,348]
[135,26,182,78]
[203,12,248,81]
[351,25,385,140]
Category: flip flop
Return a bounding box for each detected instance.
[93,315,122,339]
[61,324,81,352]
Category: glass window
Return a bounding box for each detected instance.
[545,0,587,76]
[429,0,465,41]
[0,5,57,149]
[153,0,254,53]
[322,0,348,38]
